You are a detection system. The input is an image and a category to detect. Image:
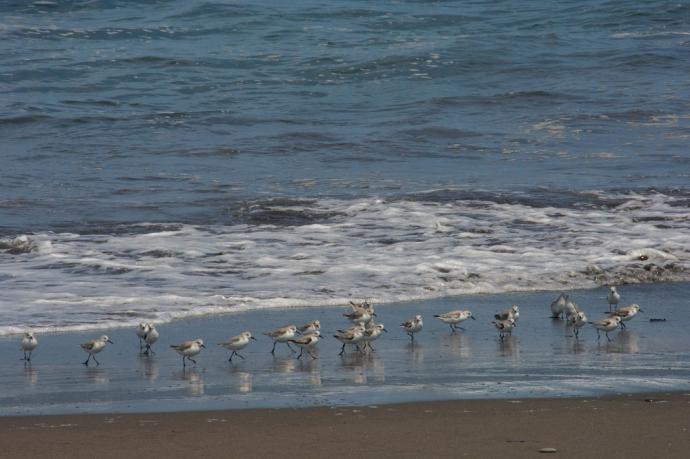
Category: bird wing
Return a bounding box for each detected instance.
[221,335,242,346]
[172,340,194,351]
[265,326,290,337]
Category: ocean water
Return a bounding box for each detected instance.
[1,0,690,335]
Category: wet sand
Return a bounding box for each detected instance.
[1,283,689,416]
[1,393,689,458]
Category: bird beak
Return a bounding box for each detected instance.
[201,344,206,348]
[107,339,114,344]
[251,336,257,341]
[143,334,148,340]
[471,316,476,320]
[372,313,377,317]
[639,308,644,313]
[382,328,388,332]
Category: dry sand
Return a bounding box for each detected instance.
[1,393,688,458]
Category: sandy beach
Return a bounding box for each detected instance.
[1,393,688,458]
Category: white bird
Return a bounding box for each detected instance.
[550,293,568,319]
[334,324,365,355]
[263,325,298,354]
[170,339,205,366]
[344,308,375,325]
[362,322,387,351]
[564,298,579,319]
[80,335,113,366]
[568,310,588,339]
[350,300,373,312]
[494,305,520,324]
[434,310,475,332]
[142,324,159,355]
[298,320,321,336]
[218,331,256,362]
[21,332,38,362]
[492,318,516,340]
[288,331,320,359]
[610,304,642,329]
[136,323,148,349]
[607,286,621,312]
[590,316,621,342]
[400,315,423,342]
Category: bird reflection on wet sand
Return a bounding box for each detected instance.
[497,336,519,358]
[138,354,159,382]
[174,368,204,396]
[441,332,472,358]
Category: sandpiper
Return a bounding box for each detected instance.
[218,331,256,362]
[434,310,475,332]
[400,315,423,342]
[170,339,205,366]
[80,335,113,366]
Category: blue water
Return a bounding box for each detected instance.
[1,1,689,334]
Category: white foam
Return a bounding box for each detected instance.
[0,191,688,335]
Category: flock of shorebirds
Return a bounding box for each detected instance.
[18,286,642,366]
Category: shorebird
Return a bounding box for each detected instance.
[80,335,113,366]
[288,331,320,359]
[494,305,520,324]
[564,298,579,319]
[264,325,298,354]
[550,293,568,319]
[590,316,621,342]
[610,304,642,329]
[492,318,515,340]
[142,323,159,355]
[218,331,256,362]
[298,320,321,336]
[400,315,423,342]
[170,339,205,366]
[434,310,475,332]
[607,286,621,312]
[136,323,148,349]
[334,324,365,355]
[21,332,38,361]
[344,308,375,325]
[362,322,387,351]
[568,310,588,339]
[350,300,373,312]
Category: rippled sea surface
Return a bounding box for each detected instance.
[1,0,689,334]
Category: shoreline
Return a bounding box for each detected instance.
[1,393,688,458]
[1,282,689,417]
[5,279,689,339]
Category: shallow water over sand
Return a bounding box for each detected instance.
[0,283,688,415]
